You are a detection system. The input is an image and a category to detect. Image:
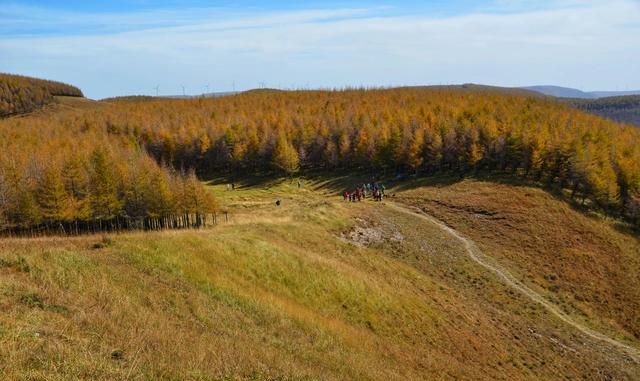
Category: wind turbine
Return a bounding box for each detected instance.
[154,85,159,97]
[181,85,186,97]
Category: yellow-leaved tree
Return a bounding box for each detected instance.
[271,134,300,176]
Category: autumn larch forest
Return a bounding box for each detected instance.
[0,74,639,235]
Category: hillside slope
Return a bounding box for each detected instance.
[396,177,640,341]
[563,95,640,127]
[523,86,596,99]
[0,73,84,117]
[524,85,640,99]
[413,84,543,98]
[1,178,638,380]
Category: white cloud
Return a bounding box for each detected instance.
[1,0,639,98]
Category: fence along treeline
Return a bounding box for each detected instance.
[0,116,217,236]
[0,73,84,118]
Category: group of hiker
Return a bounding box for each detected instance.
[343,182,385,202]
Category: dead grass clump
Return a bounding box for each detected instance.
[92,236,114,249]
[19,292,44,308]
[0,256,31,272]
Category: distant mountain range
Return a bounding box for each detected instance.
[522,85,640,99]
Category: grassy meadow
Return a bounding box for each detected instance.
[0,176,639,380]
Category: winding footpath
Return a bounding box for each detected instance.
[387,202,640,364]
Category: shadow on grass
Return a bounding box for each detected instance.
[204,168,567,195]
[201,169,639,237]
[202,172,286,189]
[303,169,550,195]
[612,220,640,237]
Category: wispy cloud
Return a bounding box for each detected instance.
[1,0,638,98]
[0,4,380,36]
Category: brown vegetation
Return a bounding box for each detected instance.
[396,178,640,343]
[0,179,638,380]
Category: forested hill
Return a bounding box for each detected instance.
[563,95,640,128]
[0,76,216,234]
[0,73,84,117]
[1,86,640,231]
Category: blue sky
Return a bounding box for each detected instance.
[1,0,639,98]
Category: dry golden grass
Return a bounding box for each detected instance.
[0,177,638,380]
[396,177,640,343]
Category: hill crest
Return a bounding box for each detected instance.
[0,73,84,117]
[524,85,640,99]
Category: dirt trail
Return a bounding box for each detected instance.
[387,202,640,364]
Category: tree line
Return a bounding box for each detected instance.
[0,114,217,234]
[0,73,84,117]
[1,86,639,230]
